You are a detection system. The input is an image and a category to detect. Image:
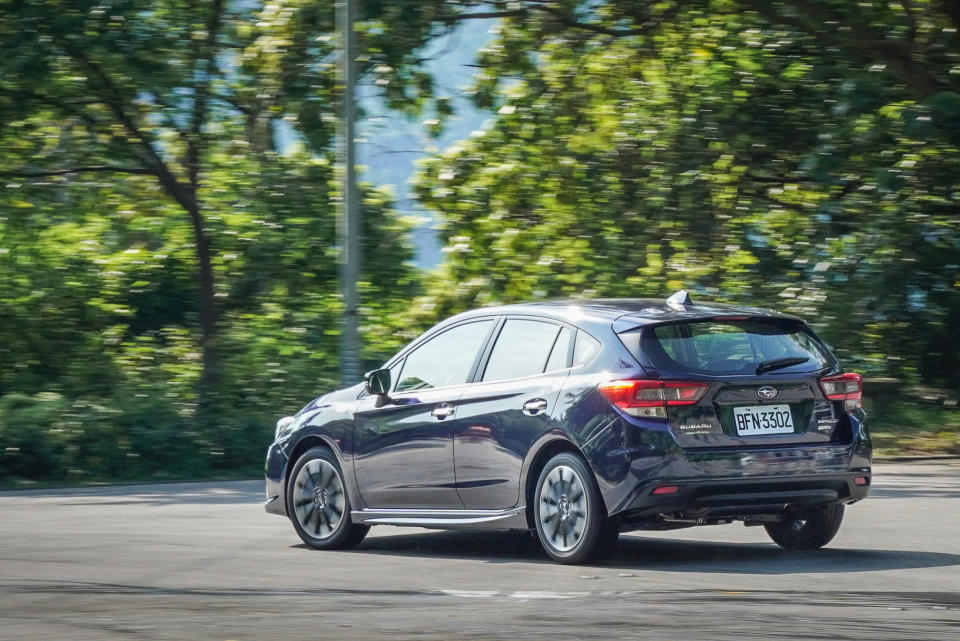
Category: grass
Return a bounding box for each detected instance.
[866,395,960,458]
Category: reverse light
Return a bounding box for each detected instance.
[819,373,863,410]
[598,379,708,418]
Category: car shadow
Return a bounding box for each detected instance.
[330,529,960,574]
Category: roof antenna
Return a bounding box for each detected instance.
[666,290,692,310]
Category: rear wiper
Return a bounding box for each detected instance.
[756,356,809,375]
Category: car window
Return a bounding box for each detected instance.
[394,320,494,392]
[641,319,832,375]
[544,326,573,372]
[482,319,562,382]
[573,330,601,367]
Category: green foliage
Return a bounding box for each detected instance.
[414,0,960,389]
[0,0,427,485]
[868,396,960,457]
[4,1,960,483]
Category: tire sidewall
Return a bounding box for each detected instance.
[287,447,355,549]
[765,504,845,550]
[533,452,605,563]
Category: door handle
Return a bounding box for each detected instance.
[522,398,548,416]
[431,403,455,420]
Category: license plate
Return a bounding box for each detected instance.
[733,404,794,436]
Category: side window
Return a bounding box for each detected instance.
[482,319,561,382]
[573,330,601,367]
[395,320,494,393]
[544,326,573,372]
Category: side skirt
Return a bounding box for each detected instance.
[351,506,527,530]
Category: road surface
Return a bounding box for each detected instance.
[1,461,959,640]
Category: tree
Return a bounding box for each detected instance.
[0,0,453,413]
[0,0,432,482]
[414,0,960,387]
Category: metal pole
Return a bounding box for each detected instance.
[337,0,360,385]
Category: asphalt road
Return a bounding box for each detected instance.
[2,462,959,640]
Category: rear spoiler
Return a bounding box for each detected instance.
[612,310,803,334]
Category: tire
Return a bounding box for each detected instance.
[533,452,619,564]
[287,447,369,549]
[764,504,844,551]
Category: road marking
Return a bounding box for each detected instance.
[438,590,499,598]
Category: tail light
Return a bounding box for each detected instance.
[820,373,862,410]
[598,380,708,418]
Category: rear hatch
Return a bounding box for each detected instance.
[617,316,846,448]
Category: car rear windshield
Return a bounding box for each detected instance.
[632,318,833,376]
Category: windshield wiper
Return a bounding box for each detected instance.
[756,356,809,375]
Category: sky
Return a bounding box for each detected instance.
[355,18,496,268]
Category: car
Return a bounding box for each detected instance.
[264,291,871,564]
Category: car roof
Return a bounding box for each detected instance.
[444,297,801,333]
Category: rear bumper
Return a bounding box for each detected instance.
[619,471,870,520]
[597,410,872,518]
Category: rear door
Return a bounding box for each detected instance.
[624,318,840,448]
[452,318,573,509]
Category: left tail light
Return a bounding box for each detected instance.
[819,373,863,410]
[598,379,708,418]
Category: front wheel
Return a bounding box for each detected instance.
[765,504,844,550]
[287,447,369,549]
[533,452,618,564]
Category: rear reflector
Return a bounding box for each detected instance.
[598,380,708,418]
[854,476,869,486]
[820,373,863,410]
[652,485,680,495]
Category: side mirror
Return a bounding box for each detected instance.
[364,368,391,396]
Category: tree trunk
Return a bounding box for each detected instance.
[150,165,220,413]
[189,205,219,402]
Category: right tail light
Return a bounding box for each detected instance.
[819,373,863,410]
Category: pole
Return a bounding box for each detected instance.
[337,0,360,385]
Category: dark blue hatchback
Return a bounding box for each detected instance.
[265,292,871,563]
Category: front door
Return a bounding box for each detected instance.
[352,318,496,509]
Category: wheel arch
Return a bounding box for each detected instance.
[284,434,349,516]
[522,437,604,529]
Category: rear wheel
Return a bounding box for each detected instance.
[533,452,618,564]
[287,447,369,549]
[765,504,844,550]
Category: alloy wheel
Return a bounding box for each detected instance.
[538,464,588,552]
[292,458,345,540]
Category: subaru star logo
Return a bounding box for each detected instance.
[758,386,778,399]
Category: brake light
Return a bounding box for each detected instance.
[820,373,863,410]
[598,380,708,418]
